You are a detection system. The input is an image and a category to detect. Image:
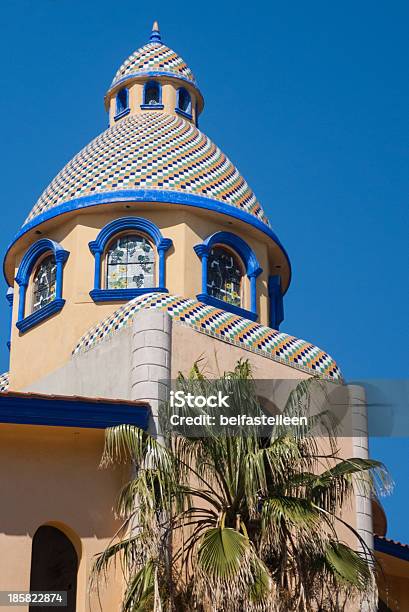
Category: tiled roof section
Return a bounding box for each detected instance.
[0,372,9,393]
[0,390,148,406]
[25,113,269,226]
[111,42,196,88]
[375,535,409,551]
[73,293,342,381]
[374,535,409,562]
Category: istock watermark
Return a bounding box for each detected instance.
[169,390,230,409]
[159,378,409,438]
[161,381,318,437]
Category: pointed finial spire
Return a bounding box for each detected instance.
[150,21,162,43]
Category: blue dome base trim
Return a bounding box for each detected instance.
[5,189,291,292]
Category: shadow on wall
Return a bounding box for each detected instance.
[0,423,125,538]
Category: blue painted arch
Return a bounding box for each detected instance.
[15,238,69,332]
[194,231,262,321]
[88,216,172,302]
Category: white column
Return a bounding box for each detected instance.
[131,309,172,440]
[349,384,374,551]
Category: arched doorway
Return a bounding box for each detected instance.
[30,525,78,612]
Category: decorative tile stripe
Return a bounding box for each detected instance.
[25,113,269,227]
[73,293,342,381]
[0,371,9,393]
[111,42,196,88]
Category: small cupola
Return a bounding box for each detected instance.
[105,22,204,126]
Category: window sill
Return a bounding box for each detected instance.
[16,299,66,333]
[90,287,168,303]
[196,293,258,322]
[114,108,130,121]
[175,108,193,120]
[140,104,164,110]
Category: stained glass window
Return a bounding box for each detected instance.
[106,234,155,290]
[32,254,57,313]
[207,246,243,307]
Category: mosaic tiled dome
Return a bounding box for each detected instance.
[0,372,9,393]
[25,112,270,227]
[110,41,196,89]
[74,293,342,381]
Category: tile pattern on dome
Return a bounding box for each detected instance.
[0,371,9,393]
[73,293,342,381]
[26,113,269,227]
[111,42,196,88]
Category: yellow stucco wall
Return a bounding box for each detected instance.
[8,204,286,390]
[0,423,125,611]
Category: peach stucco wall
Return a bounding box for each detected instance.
[7,204,287,390]
[0,423,125,611]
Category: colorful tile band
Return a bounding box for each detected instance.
[25,113,269,227]
[111,42,196,88]
[0,371,9,393]
[73,293,342,381]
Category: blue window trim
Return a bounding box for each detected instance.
[114,107,131,121]
[196,293,258,322]
[4,190,292,294]
[140,104,164,110]
[142,80,162,108]
[16,299,66,333]
[114,88,130,120]
[194,231,262,321]
[0,393,150,430]
[88,216,172,302]
[6,288,13,351]
[176,87,192,119]
[176,108,193,120]
[15,239,69,333]
[268,275,284,330]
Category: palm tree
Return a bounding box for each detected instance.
[92,360,388,611]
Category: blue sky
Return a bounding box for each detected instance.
[0,2,408,539]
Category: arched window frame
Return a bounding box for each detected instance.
[115,87,130,121]
[194,231,262,321]
[15,239,69,333]
[176,87,192,119]
[30,524,78,611]
[89,217,172,302]
[141,80,164,110]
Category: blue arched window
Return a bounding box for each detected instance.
[115,88,130,120]
[141,81,163,109]
[194,231,262,321]
[176,88,192,118]
[15,239,69,333]
[207,246,243,307]
[89,217,172,302]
